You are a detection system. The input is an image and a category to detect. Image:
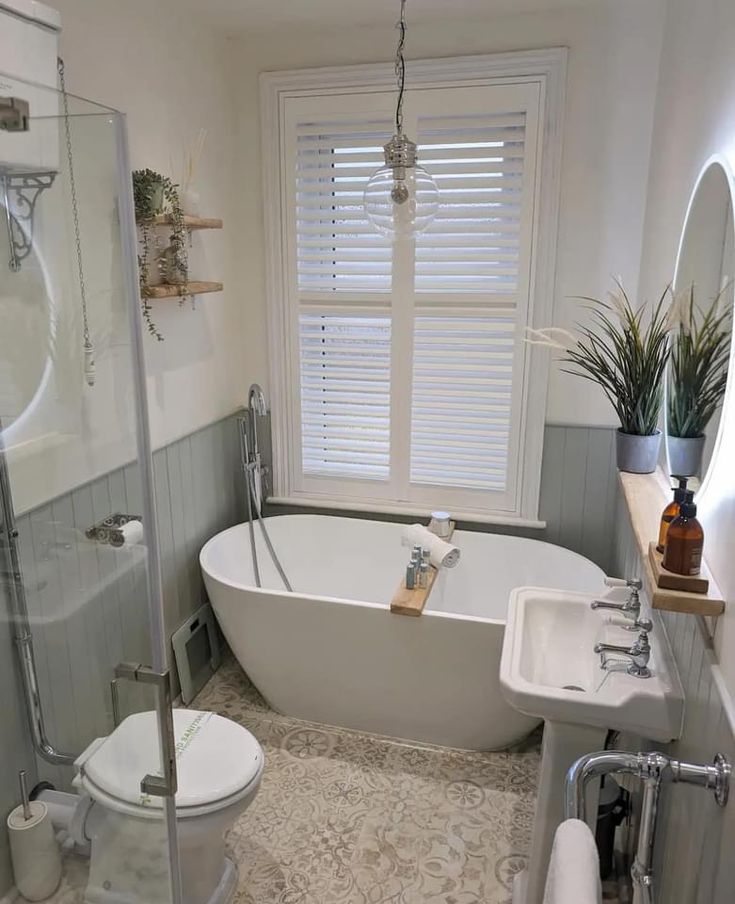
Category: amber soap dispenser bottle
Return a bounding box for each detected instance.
[657,477,688,553]
[662,491,704,576]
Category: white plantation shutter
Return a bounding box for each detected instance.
[415,111,526,294]
[406,89,537,505]
[299,314,391,479]
[295,119,393,294]
[286,94,397,499]
[410,314,515,490]
[277,75,548,517]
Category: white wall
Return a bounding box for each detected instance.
[52,0,245,450]
[638,0,735,699]
[1,0,248,512]
[225,0,665,429]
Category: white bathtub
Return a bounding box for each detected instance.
[200,514,606,750]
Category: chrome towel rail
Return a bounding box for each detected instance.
[565,749,730,904]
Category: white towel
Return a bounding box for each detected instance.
[401,524,461,569]
[543,819,602,904]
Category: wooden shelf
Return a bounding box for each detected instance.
[618,470,725,617]
[143,215,223,230]
[143,281,223,299]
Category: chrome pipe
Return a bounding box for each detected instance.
[0,420,76,766]
[631,778,659,904]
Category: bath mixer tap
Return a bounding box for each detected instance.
[595,628,651,678]
[591,576,642,619]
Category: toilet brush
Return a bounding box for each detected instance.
[7,771,62,901]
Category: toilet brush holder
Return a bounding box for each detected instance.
[7,801,62,901]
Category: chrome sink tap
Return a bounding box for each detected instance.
[595,625,652,679]
[591,577,642,619]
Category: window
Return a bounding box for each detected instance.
[262,51,566,522]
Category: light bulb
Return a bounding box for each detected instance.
[364,135,439,238]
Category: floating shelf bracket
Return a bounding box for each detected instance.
[1,171,57,272]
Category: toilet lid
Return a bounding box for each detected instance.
[82,709,262,809]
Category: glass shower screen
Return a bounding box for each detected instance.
[0,75,181,902]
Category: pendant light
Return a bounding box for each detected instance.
[364,0,439,239]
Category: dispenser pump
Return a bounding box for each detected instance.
[679,491,697,519]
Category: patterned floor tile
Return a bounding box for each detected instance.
[30,654,541,904]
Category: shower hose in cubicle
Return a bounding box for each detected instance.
[238,417,292,592]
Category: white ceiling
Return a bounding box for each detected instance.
[181,0,611,35]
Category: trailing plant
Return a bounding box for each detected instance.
[667,284,731,438]
[528,282,672,435]
[132,168,191,341]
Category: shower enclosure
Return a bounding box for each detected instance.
[0,74,182,901]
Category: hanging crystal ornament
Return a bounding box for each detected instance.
[364,0,439,238]
[58,58,95,387]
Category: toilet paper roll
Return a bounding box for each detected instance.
[118,519,144,546]
[7,801,62,902]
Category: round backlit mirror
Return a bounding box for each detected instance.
[668,158,734,487]
[0,216,55,441]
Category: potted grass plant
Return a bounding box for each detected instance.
[667,285,731,477]
[529,283,672,473]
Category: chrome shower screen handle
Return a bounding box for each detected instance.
[113,662,178,798]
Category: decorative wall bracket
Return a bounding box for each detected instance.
[1,171,57,272]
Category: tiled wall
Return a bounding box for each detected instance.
[613,487,735,903]
[0,419,617,894]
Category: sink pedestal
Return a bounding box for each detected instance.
[513,719,607,904]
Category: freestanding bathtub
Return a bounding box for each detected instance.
[200,514,606,750]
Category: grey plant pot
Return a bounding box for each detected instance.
[616,429,662,474]
[667,434,706,478]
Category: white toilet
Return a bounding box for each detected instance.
[72,709,263,904]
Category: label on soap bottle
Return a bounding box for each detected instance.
[688,545,703,576]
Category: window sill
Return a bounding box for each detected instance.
[618,468,725,617]
[267,496,547,530]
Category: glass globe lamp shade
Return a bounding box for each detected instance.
[364,163,439,238]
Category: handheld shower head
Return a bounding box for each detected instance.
[248,384,267,417]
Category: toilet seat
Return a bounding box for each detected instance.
[78,709,263,819]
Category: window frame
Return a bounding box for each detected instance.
[260,49,567,526]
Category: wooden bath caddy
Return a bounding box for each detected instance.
[648,542,710,594]
[390,524,455,617]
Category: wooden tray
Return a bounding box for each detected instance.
[648,541,709,594]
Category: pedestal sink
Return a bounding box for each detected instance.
[499,586,684,904]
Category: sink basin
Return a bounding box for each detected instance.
[500,586,684,741]
[500,586,685,904]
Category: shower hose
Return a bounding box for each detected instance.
[239,418,292,592]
